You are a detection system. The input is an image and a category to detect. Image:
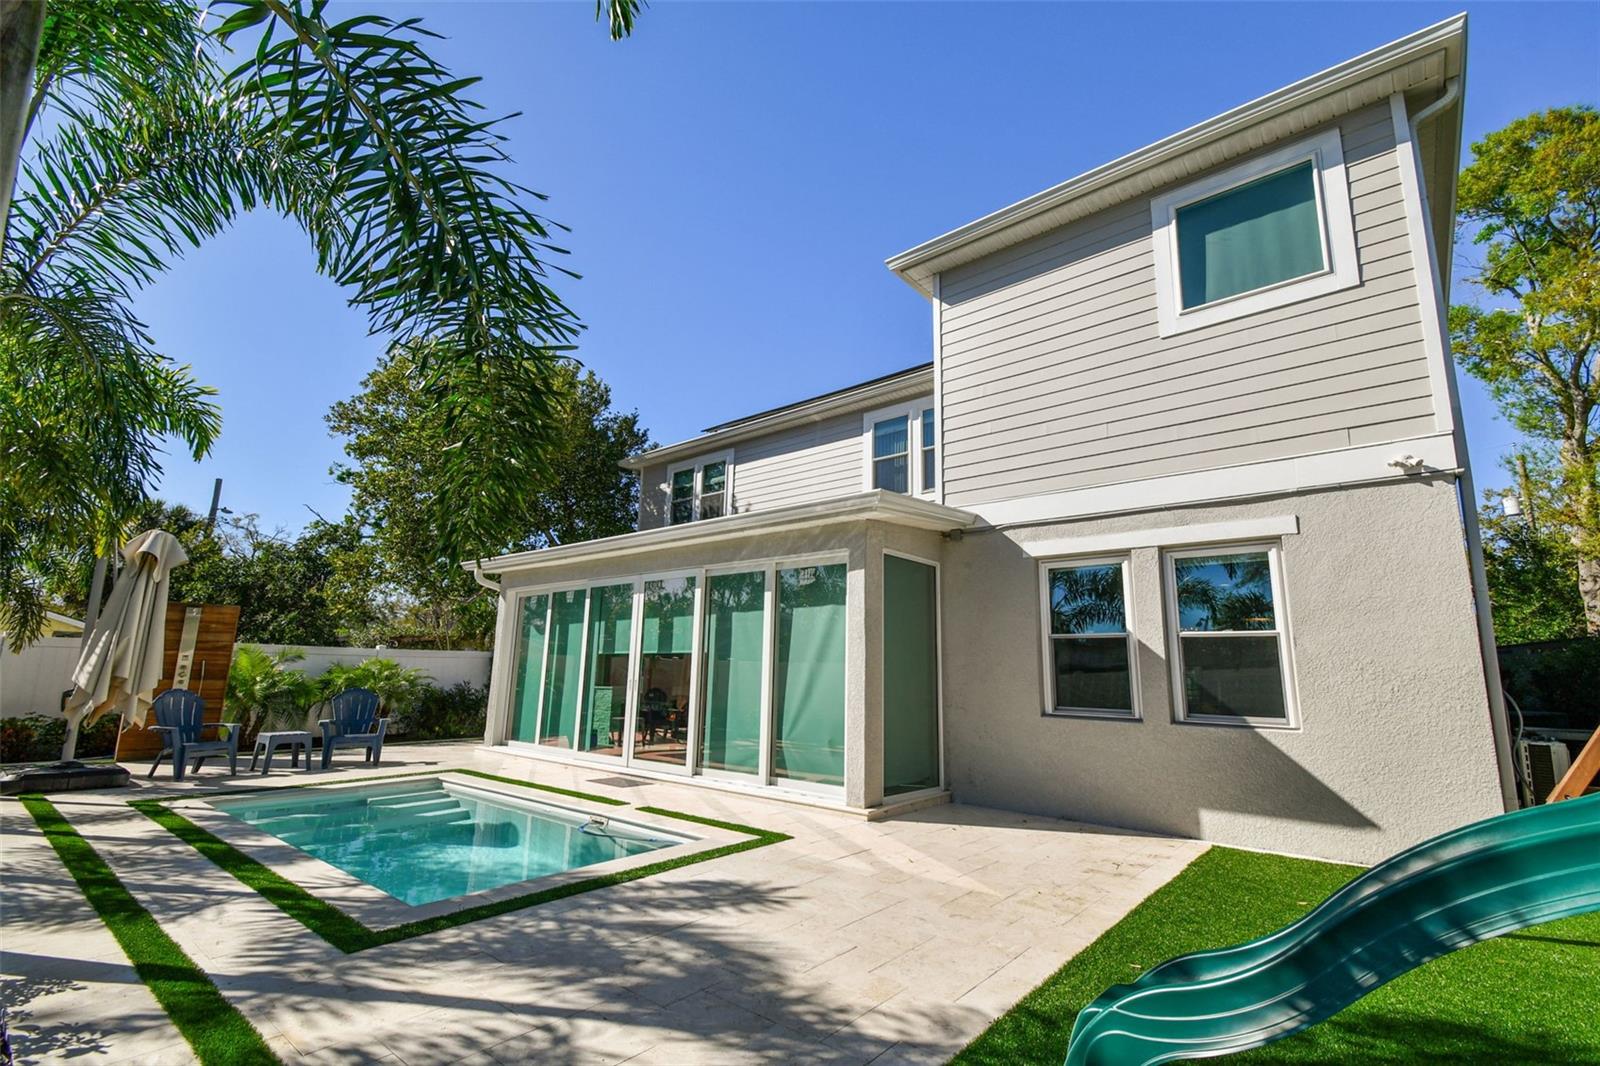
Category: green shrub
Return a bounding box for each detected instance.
[1,714,119,764]
[317,658,430,715]
[387,681,487,741]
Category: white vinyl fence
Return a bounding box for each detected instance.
[1,639,491,720]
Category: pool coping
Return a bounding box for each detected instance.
[170,772,746,928]
[130,768,792,953]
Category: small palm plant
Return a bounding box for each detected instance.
[319,658,431,718]
[226,645,319,746]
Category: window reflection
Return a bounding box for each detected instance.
[633,576,696,766]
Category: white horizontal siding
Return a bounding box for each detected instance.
[731,410,874,513]
[938,103,1433,509]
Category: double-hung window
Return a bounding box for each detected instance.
[1165,544,1295,725]
[1041,558,1136,718]
[667,457,729,525]
[864,401,936,497]
[1149,128,1359,336]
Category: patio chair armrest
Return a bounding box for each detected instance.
[375,718,389,739]
[319,720,336,741]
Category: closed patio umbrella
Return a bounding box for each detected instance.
[60,529,189,760]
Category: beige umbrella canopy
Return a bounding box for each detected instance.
[61,529,189,759]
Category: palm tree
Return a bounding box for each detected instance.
[0,0,641,645]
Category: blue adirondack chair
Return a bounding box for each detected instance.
[319,688,387,769]
[148,689,239,781]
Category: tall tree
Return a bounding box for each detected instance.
[1477,453,1590,644]
[328,349,648,648]
[1450,106,1600,632]
[0,0,641,646]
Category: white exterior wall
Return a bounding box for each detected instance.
[0,642,491,721]
[0,637,83,719]
[938,479,1504,864]
[635,397,934,531]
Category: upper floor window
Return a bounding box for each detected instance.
[1150,128,1359,336]
[864,401,935,497]
[668,457,729,525]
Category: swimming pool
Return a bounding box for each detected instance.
[210,777,684,905]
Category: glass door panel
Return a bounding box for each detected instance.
[539,589,587,748]
[699,571,766,775]
[883,556,939,795]
[507,594,549,743]
[631,576,696,767]
[772,563,847,788]
[579,582,634,756]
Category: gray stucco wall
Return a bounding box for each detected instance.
[939,478,1505,864]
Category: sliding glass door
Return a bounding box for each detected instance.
[699,570,766,777]
[579,582,634,758]
[772,563,847,789]
[504,555,851,798]
[506,594,549,743]
[632,575,698,769]
[538,589,587,748]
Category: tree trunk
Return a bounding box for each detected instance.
[0,0,45,243]
[1578,551,1600,635]
[1563,432,1600,634]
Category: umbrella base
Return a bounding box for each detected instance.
[0,761,131,795]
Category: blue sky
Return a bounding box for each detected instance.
[130,2,1600,533]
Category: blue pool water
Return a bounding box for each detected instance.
[211,777,681,905]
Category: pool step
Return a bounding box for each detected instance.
[272,798,476,847]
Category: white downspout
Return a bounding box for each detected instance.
[1400,77,1517,811]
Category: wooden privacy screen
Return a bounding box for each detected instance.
[113,603,240,761]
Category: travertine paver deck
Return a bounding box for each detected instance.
[1,741,1207,1064]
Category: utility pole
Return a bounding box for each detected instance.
[206,478,224,532]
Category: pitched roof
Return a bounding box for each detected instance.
[886,14,1467,296]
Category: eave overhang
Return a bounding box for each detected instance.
[464,491,978,577]
[619,364,933,471]
[886,14,1467,297]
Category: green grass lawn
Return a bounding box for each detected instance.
[954,846,1600,1065]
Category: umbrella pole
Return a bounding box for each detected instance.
[61,554,109,762]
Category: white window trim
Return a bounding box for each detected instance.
[861,400,936,498]
[1150,128,1359,337]
[1037,555,1141,721]
[1162,541,1299,728]
[665,452,733,525]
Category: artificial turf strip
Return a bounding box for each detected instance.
[455,767,628,806]
[131,788,789,953]
[952,845,1600,1065]
[151,765,628,807]
[19,795,281,1066]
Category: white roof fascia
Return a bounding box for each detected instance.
[464,491,977,576]
[620,366,933,471]
[887,14,1467,296]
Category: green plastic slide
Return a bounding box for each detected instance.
[1064,792,1600,1065]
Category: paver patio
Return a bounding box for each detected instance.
[2,741,1205,1064]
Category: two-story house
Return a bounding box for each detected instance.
[467,15,1511,864]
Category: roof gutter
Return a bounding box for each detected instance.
[886,13,1467,295]
[1409,75,1460,130]
[461,491,980,575]
[468,565,501,593]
